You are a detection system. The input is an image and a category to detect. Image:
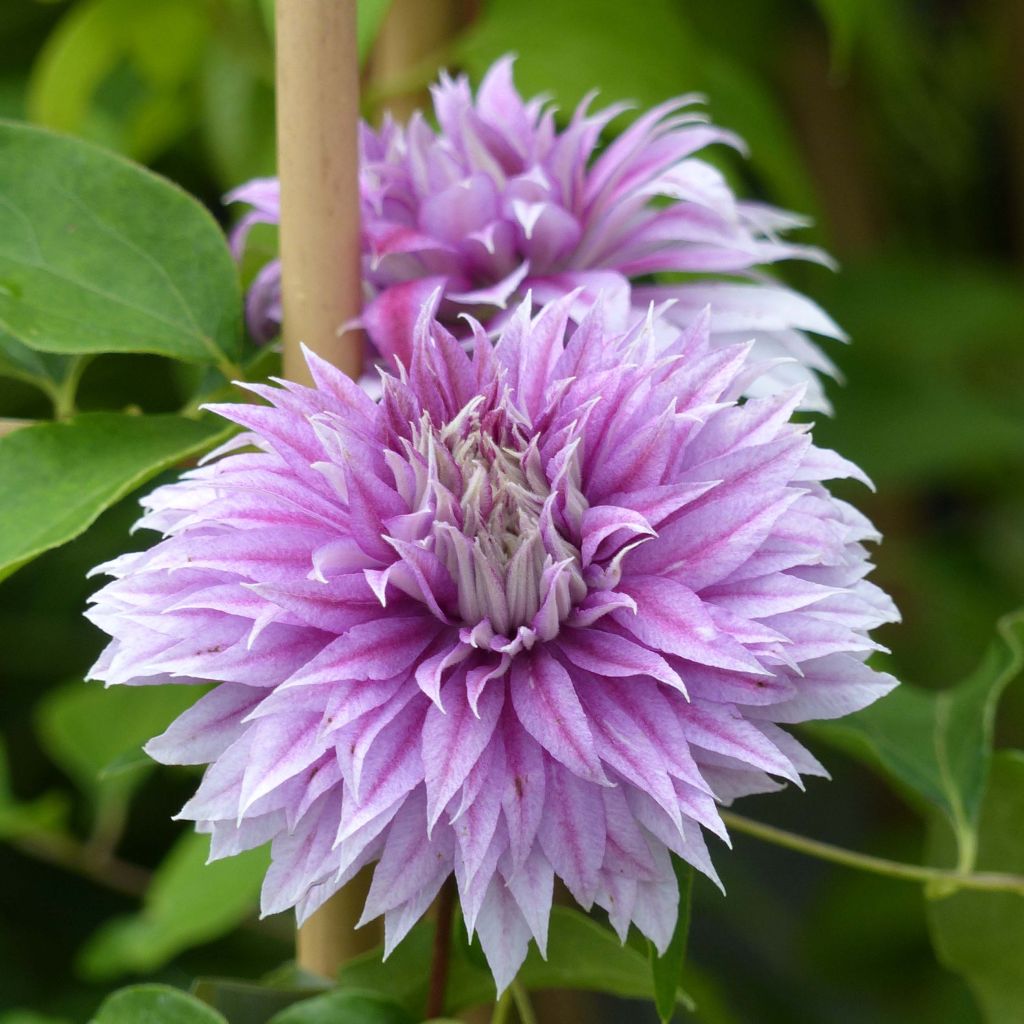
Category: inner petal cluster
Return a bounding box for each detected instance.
[385,391,587,654]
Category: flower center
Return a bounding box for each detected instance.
[403,399,586,647]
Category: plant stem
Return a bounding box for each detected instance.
[721,811,1024,895]
[425,877,456,1018]
[10,831,151,898]
[510,981,538,1024]
[49,354,92,420]
[490,989,514,1024]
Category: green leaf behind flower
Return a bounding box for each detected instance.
[0,412,229,581]
[337,906,691,1016]
[267,989,414,1024]
[26,0,208,162]
[809,609,1024,871]
[89,985,227,1024]
[926,751,1024,1024]
[650,858,695,1023]
[79,832,268,979]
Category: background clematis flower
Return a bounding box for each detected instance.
[86,294,897,991]
[230,57,844,411]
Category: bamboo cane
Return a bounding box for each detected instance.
[275,0,371,976]
[368,0,468,122]
[276,0,363,387]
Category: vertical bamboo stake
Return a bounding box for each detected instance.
[369,0,467,122]
[276,0,363,387]
[275,0,370,976]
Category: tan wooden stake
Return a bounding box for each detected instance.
[275,0,372,976]
[276,0,363,387]
[369,0,467,122]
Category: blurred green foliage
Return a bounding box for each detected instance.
[0,0,1022,1022]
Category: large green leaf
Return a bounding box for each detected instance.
[809,610,1024,871]
[78,830,269,979]
[650,858,695,1023]
[27,0,208,162]
[267,990,414,1024]
[338,906,690,1016]
[0,330,75,394]
[36,681,202,813]
[89,985,227,1024]
[926,751,1024,1024]
[0,121,241,367]
[0,412,229,581]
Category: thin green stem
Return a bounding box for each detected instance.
[9,830,151,898]
[49,354,93,420]
[722,811,1024,896]
[490,989,514,1024]
[510,981,538,1024]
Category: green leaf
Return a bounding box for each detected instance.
[191,977,329,1024]
[200,42,276,189]
[650,858,695,1022]
[90,985,227,1024]
[339,906,692,1016]
[268,990,415,1024]
[36,681,203,808]
[0,120,241,367]
[809,609,1024,871]
[78,831,269,979]
[0,412,230,581]
[926,751,1024,1024]
[27,0,209,162]
[0,330,73,392]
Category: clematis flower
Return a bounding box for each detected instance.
[230,57,843,411]
[86,295,897,990]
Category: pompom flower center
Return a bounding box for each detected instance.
[396,396,585,645]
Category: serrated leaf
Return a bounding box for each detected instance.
[267,990,414,1024]
[89,985,227,1024]
[809,610,1024,871]
[0,121,241,366]
[0,412,230,581]
[650,857,695,1022]
[78,831,269,979]
[926,751,1024,1024]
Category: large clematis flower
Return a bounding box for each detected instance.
[230,57,843,410]
[86,295,897,990]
